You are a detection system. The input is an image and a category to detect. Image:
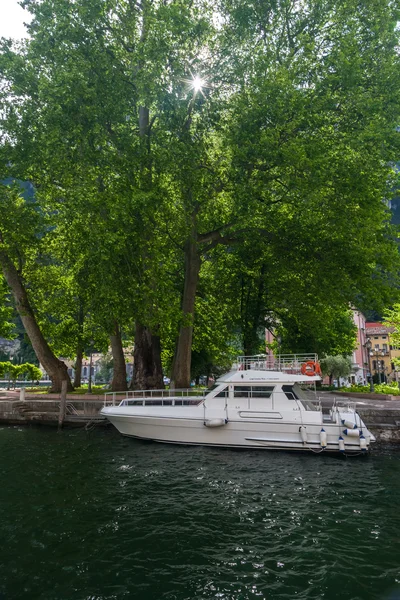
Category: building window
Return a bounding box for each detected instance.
[383,344,388,352]
[375,344,380,350]
[373,360,377,370]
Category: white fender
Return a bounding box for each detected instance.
[343,428,361,437]
[204,419,226,428]
[320,428,327,448]
[299,426,308,444]
[359,435,367,451]
[338,436,345,452]
[341,419,357,429]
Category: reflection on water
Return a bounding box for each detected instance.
[0,426,399,600]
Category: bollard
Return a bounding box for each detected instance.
[19,388,26,402]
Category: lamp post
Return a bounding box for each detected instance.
[365,339,374,392]
[377,356,381,384]
[88,351,93,393]
[371,349,385,385]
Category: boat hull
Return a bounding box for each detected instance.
[103,412,374,454]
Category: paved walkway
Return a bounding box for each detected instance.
[319,391,400,410]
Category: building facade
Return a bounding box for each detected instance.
[365,322,400,383]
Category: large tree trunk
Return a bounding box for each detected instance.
[110,322,127,391]
[241,268,266,356]
[0,248,73,393]
[171,236,201,389]
[133,322,164,389]
[73,346,83,388]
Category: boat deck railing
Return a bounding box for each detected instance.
[330,398,357,412]
[119,397,203,407]
[104,389,206,407]
[235,354,318,373]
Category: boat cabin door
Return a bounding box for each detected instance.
[203,385,230,422]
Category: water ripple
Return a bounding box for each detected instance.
[0,428,399,599]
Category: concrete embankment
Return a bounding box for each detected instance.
[0,392,107,428]
[0,390,400,445]
[321,392,400,444]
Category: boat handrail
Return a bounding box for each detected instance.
[316,397,357,412]
[332,398,357,412]
[119,397,204,407]
[235,354,318,373]
[103,388,206,407]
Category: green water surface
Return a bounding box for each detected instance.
[1,426,399,600]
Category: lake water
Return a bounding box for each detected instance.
[1,426,399,600]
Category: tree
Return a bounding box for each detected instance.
[94,353,113,385]
[275,308,358,357]
[1,0,400,391]
[0,184,73,392]
[383,306,400,339]
[320,355,353,387]
[18,362,42,384]
[0,275,15,339]
[0,361,42,388]
[1,0,216,389]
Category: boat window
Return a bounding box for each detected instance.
[215,386,228,397]
[233,386,274,398]
[234,386,251,398]
[251,386,274,398]
[282,385,299,400]
[206,384,219,393]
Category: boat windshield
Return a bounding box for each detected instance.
[293,384,318,411]
[206,385,229,397]
[207,384,218,392]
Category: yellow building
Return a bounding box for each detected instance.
[365,323,397,382]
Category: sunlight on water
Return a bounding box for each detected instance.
[0,427,399,600]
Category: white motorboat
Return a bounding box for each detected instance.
[101,354,375,454]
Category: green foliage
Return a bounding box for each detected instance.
[18,362,42,382]
[1,0,400,378]
[349,382,400,396]
[0,276,15,339]
[0,361,41,382]
[320,355,352,382]
[277,308,358,357]
[0,361,18,381]
[0,183,43,261]
[383,305,400,348]
[373,383,400,395]
[348,384,370,393]
[94,354,114,384]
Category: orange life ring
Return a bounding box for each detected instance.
[301,361,321,377]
